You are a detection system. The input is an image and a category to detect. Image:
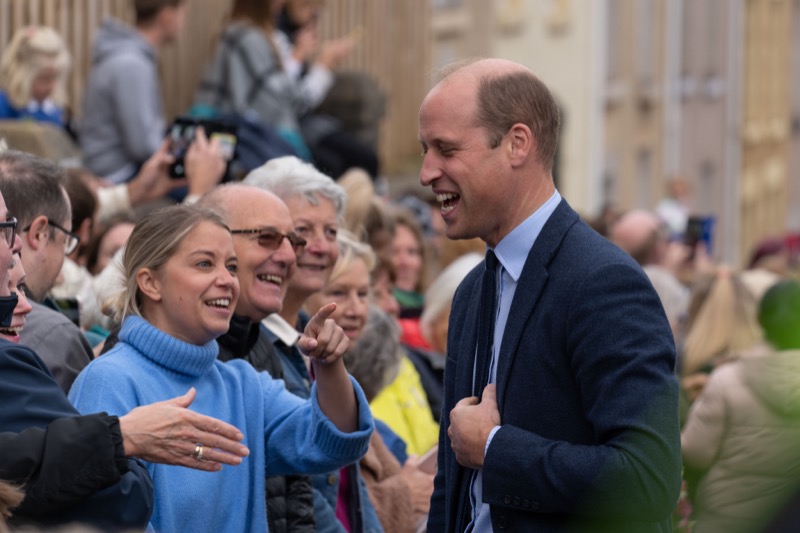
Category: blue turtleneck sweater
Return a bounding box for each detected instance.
[69,315,373,533]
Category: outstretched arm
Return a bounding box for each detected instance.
[119,387,249,472]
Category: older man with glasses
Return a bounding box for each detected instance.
[0,150,94,392]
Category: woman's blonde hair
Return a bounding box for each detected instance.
[681,268,763,375]
[329,229,376,283]
[104,205,230,323]
[0,26,71,108]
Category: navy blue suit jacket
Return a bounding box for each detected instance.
[428,200,681,532]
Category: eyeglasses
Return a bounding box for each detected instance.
[22,220,80,255]
[230,227,307,254]
[0,217,17,249]
[49,221,80,255]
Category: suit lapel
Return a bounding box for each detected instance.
[494,200,580,408]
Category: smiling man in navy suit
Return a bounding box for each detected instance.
[419,58,681,532]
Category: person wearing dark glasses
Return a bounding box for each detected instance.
[0,150,94,392]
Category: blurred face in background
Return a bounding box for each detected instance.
[371,265,399,318]
[31,66,60,102]
[95,221,135,274]
[305,255,370,342]
[159,2,188,43]
[391,223,422,292]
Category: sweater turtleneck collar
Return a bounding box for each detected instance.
[119,315,219,377]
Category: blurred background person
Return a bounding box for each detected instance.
[681,279,800,533]
[275,0,379,180]
[679,268,770,404]
[80,0,187,183]
[0,26,71,128]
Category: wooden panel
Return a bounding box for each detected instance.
[740,0,792,266]
[0,0,431,173]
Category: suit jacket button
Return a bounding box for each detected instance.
[503,495,512,505]
[497,515,508,529]
[327,474,338,485]
[513,496,520,506]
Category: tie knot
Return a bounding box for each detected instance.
[485,250,498,273]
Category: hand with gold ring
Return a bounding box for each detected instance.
[118,388,249,472]
[193,444,205,461]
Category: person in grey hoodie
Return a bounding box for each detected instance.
[79,1,186,183]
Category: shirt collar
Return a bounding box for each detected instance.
[261,313,301,346]
[493,190,561,281]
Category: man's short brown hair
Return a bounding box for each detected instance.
[475,69,561,172]
[134,0,184,24]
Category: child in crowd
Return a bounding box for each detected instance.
[0,26,70,126]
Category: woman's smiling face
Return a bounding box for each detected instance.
[139,221,240,345]
[304,256,370,342]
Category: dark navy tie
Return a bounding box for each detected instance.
[473,250,498,396]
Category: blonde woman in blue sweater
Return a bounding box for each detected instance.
[69,204,373,533]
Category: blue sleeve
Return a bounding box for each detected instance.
[261,372,373,476]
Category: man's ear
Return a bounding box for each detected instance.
[136,268,163,303]
[76,217,93,249]
[23,215,50,251]
[507,123,534,167]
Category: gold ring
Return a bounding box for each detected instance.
[193,444,204,461]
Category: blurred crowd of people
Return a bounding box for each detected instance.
[592,180,800,533]
[1,1,800,533]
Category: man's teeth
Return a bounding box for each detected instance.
[257,274,283,284]
[437,192,459,214]
[207,299,230,308]
[0,326,22,335]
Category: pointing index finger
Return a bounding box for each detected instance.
[305,303,337,335]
